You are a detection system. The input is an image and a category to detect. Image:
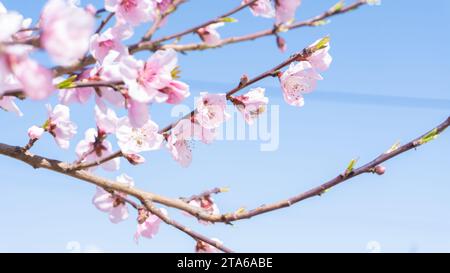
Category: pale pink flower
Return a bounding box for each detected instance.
[243,0,275,18]
[0,96,23,116]
[45,104,78,149]
[195,238,222,253]
[75,128,120,172]
[105,0,156,26]
[279,61,322,107]
[195,92,230,129]
[307,38,332,72]
[10,56,54,100]
[0,3,23,42]
[84,4,97,15]
[134,208,167,242]
[126,99,149,128]
[275,0,302,25]
[122,49,186,104]
[187,196,220,225]
[40,0,95,66]
[232,87,268,125]
[116,117,163,154]
[95,104,119,134]
[58,70,94,105]
[166,119,216,167]
[89,24,132,63]
[155,0,172,13]
[124,153,146,165]
[158,80,190,104]
[92,174,134,223]
[28,125,45,140]
[197,22,224,46]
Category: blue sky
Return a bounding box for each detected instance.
[0,0,449,253]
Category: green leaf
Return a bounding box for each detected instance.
[417,128,439,145]
[385,141,401,154]
[314,36,330,51]
[344,158,358,176]
[330,1,345,13]
[56,75,77,89]
[220,17,238,23]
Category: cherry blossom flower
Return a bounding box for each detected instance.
[195,92,230,129]
[197,22,224,46]
[155,0,172,13]
[232,87,268,125]
[105,0,156,26]
[275,0,302,25]
[28,125,45,140]
[195,238,222,253]
[134,207,167,242]
[187,196,220,225]
[10,56,54,100]
[243,0,275,18]
[92,174,134,223]
[40,0,95,66]
[166,119,216,167]
[122,49,188,104]
[0,3,24,42]
[0,96,23,116]
[116,117,163,154]
[95,104,119,134]
[75,128,120,172]
[89,23,132,63]
[124,153,146,165]
[44,104,78,149]
[279,61,322,107]
[307,38,332,72]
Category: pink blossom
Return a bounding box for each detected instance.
[197,22,224,46]
[105,0,156,26]
[58,70,94,105]
[116,117,163,154]
[155,0,172,13]
[75,128,120,172]
[28,125,45,140]
[40,0,95,66]
[124,153,146,165]
[84,4,97,15]
[92,174,134,223]
[0,96,23,116]
[126,99,149,128]
[44,104,78,149]
[89,24,131,63]
[123,49,187,104]
[232,87,268,125]
[166,119,216,167]
[134,207,167,242]
[195,238,222,253]
[187,196,220,225]
[279,61,322,107]
[10,56,54,100]
[275,0,302,25]
[95,104,119,134]
[195,92,230,129]
[243,0,275,18]
[307,38,332,72]
[0,3,23,42]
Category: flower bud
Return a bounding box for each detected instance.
[276,35,287,52]
[27,125,45,140]
[124,153,146,165]
[374,165,386,175]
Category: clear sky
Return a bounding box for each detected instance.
[0,0,449,253]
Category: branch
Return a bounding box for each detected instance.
[53,0,363,76]
[69,151,123,171]
[141,0,187,41]
[95,12,115,34]
[139,0,367,52]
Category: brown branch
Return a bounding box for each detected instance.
[142,200,233,253]
[141,0,258,45]
[52,0,366,76]
[141,0,187,42]
[95,12,115,34]
[158,45,314,134]
[69,150,123,171]
[180,187,226,203]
